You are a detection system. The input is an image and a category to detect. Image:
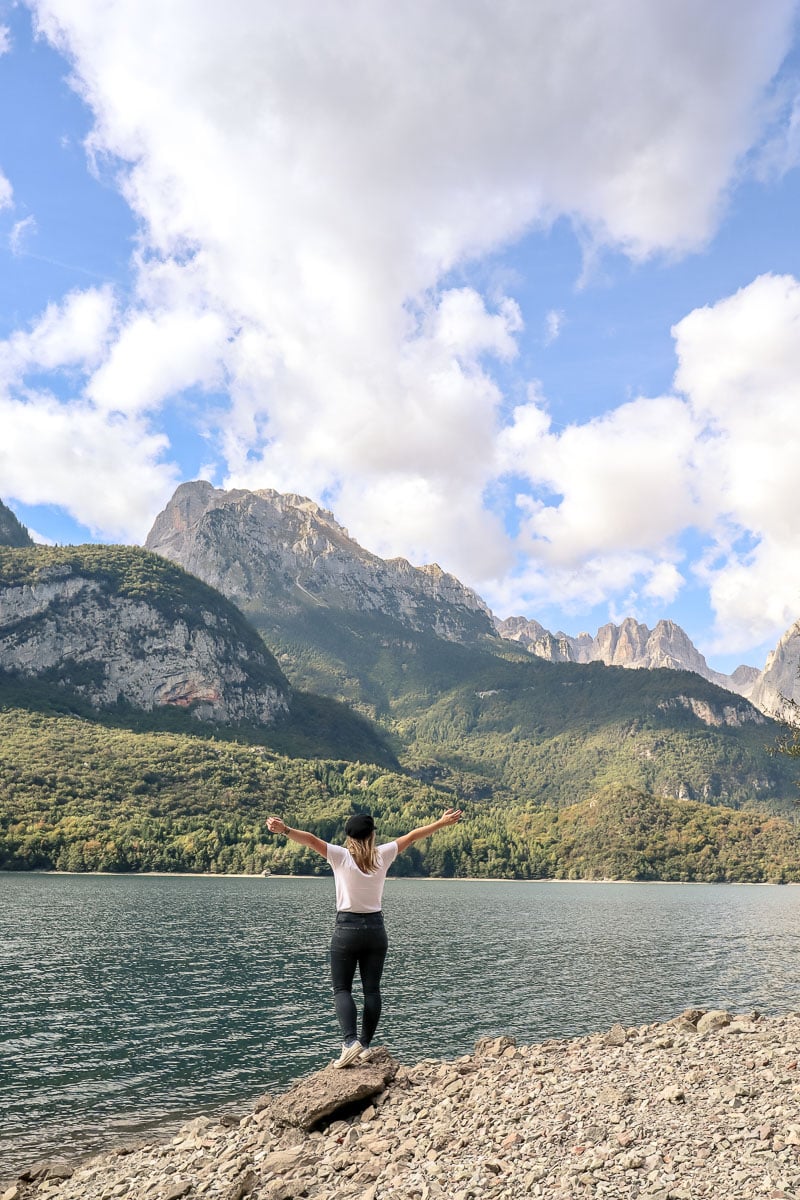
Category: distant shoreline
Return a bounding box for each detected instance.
[3,869,797,886]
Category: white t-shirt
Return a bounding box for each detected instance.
[326,842,399,912]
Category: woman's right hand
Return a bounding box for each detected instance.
[267,816,287,835]
[439,807,463,826]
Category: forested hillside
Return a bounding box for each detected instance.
[252,606,799,812]
[0,499,33,548]
[2,707,799,881]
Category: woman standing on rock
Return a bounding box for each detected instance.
[266,808,462,1067]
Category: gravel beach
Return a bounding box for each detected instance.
[6,1008,800,1200]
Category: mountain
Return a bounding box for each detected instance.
[748,620,800,720]
[0,545,289,724]
[496,614,759,696]
[144,483,800,813]
[145,481,493,644]
[0,499,34,548]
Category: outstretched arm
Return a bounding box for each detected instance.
[266,816,327,858]
[396,808,462,854]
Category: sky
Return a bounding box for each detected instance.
[1,1,800,674]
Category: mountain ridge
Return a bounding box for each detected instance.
[495,613,761,698]
[146,481,794,717]
[142,482,800,813]
[146,481,493,644]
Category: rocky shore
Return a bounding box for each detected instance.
[6,1009,800,1200]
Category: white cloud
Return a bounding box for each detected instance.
[87,307,229,415]
[489,273,800,650]
[27,527,57,546]
[498,394,700,562]
[673,273,800,648]
[485,550,684,623]
[0,287,179,540]
[0,391,178,540]
[0,286,116,382]
[9,215,37,255]
[0,25,10,56]
[0,170,12,210]
[543,309,565,345]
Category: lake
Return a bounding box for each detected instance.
[2,873,800,1180]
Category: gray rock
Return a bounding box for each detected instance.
[22,1011,800,1200]
[696,1010,732,1034]
[474,1036,516,1058]
[270,1048,399,1131]
[17,1161,74,1183]
[162,1185,192,1200]
[220,1170,257,1200]
[603,1024,627,1047]
[496,615,759,701]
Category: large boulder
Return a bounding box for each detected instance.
[268,1048,399,1131]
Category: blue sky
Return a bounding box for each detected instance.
[1,1,800,673]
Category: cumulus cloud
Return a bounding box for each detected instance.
[673,273,800,648]
[5,0,798,648]
[0,392,178,539]
[0,287,179,539]
[87,307,229,415]
[498,394,700,562]
[486,550,686,625]
[0,286,116,382]
[485,272,800,652]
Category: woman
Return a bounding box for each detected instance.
[266,807,462,1067]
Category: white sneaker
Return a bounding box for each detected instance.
[333,1040,363,1068]
[358,1047,372,1062]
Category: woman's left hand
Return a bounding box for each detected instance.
[267,816,287,835]
[439,807,463,826]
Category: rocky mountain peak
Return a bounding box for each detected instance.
[747,620,800,720]
[495,613,758,698]
[146,483,494,643]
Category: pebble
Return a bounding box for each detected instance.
[6,1009,800,1200]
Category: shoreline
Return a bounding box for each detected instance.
[6,1008,800,1199]
[4,869,799,886]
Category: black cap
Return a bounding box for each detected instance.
[345,813,375,840]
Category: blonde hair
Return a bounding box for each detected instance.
[346,832,379,874]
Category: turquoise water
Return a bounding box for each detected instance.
[2,873,800,1178]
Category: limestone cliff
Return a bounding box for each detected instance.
[0,546,288,724]
[747,620,800,721]
[656,693,766,729]
[145,481,494,643]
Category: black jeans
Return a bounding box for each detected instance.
[329,911,388,1046]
